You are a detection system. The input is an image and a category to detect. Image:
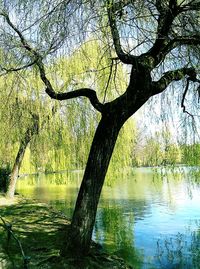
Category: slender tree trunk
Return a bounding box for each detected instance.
[61,112,124,257]
[6,129,32,199]
[6,113,39,199]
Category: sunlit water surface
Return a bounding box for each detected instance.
[16,167,200,269]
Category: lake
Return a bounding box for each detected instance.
[16,167,200,269]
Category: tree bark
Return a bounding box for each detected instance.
[61,112,124,257]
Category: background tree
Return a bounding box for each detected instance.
[0,67,58,197]
[0,0,199,258]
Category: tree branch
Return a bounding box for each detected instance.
[147,34,200,66]
[107,0,138,65]
[0,60,37,76]
[107,0,199,70]
[46,87,104,112]
[180,1,200,11]
[168,35,200,48]
[103,58,114,103]
[181,77,194,118]
[0,12,35,54]
[152,67,198,95]
[0,12,104,113]
[143,0,200,67]
[36,56,104,113]
[145,0,178,65]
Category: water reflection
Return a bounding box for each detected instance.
[16,168,200,269]
[155,228,200,269]
[94,204,144,268]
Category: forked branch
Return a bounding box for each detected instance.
[152,67,200,118]
[144,1,200,67]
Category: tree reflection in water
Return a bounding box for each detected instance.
[94,204,145,269]
[155,226,200,269]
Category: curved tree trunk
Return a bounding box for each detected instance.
[61,112,124,257]
[6,129,32,199]
[62,70,151,257]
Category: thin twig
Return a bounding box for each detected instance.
[0,60,37,77]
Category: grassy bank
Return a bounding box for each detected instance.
[0,194,132,269]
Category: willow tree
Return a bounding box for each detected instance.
[0,0,200,257]
[0,68,56,198]
[6,111,39,198]
[0,73,39,197]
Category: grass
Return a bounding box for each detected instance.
[0,194,132,269]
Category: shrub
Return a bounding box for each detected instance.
[0,165,11,192]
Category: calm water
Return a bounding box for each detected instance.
[16,167,200,269]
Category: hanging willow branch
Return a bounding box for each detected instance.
[0,12,104,113]
[181,78,194,118]
[181,77,200,118]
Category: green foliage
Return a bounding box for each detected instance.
[132,131,182,167]
[181,143,200,166]
[2,39,132,176]
[0,37,198,177]
[164,144,182,165]
[143,137,163,166]
[107,118,137,183]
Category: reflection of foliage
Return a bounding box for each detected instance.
[94,205,144,269]
[106,168,135,187]
[190,228,200,267]
[187,167,200,185]
[151,166,184,183]
[155,229,200,269]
